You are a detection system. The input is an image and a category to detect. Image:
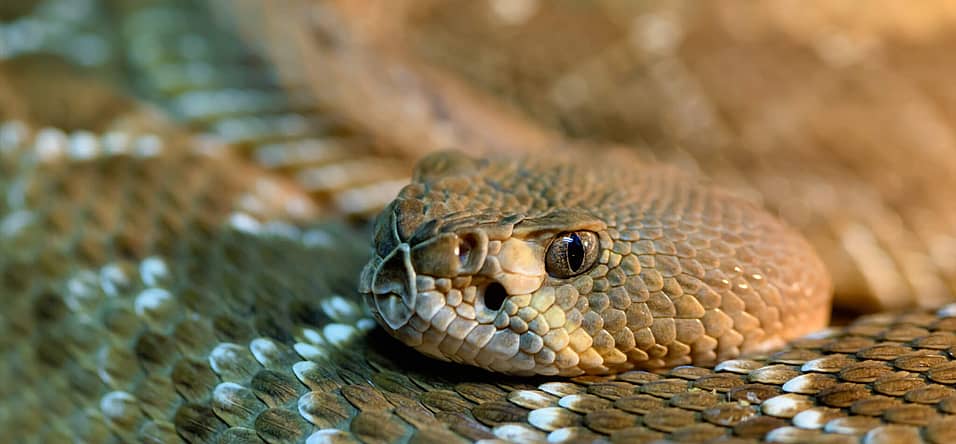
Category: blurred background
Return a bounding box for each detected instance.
[4,0,956,316]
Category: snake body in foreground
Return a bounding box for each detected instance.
[6,1,956,443]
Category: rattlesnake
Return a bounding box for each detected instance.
[360,151,830,376]
[5,1,956,443]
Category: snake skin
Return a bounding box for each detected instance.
[6,1,956,443]
[361,152,830,376]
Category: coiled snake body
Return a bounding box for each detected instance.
[5,1,956,443]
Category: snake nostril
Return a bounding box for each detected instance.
[483,282,507,311]
[457,237,472,265]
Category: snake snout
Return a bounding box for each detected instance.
[366,243,417,330]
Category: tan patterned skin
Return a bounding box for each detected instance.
[361,151,832,376]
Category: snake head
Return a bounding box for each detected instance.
[360,150,832,376]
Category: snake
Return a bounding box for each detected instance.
[360,151,831,376]
[5,1,956,443]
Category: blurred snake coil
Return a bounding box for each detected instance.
[6,1,956,443]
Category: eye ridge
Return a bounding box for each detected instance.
[546,230,598,278]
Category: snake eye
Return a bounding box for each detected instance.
[545,231,599,278]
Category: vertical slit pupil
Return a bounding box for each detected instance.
[566,233,584,272]
[484,282,507,311]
